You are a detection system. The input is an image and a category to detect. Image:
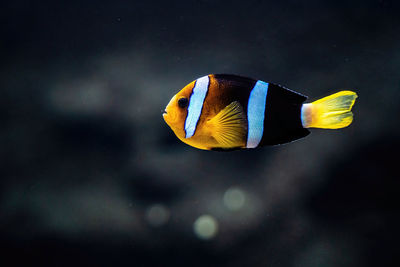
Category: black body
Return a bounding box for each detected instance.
[212,74,310,147]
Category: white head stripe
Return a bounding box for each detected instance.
[246,81,269,148]
[184,76,209,138]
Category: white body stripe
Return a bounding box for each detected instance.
[246,81,269,148]
[184,76,210,138]
[301,103,312,128]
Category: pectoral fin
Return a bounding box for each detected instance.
[206,101,247,148]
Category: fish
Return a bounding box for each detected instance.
[162,74,357,151]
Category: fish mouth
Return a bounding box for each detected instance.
[162,109,168,121]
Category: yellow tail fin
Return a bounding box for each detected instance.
[301,91,358,129]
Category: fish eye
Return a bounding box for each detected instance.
[178,97,188,108]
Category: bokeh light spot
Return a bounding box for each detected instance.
[145,204,170,227]
[193,215,218,240]
[223,187,246,211]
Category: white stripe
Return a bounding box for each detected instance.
[301,103,312,128]
[185,76,209,138]
[246,80,269,148]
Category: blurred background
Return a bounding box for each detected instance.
[1,0,400,266]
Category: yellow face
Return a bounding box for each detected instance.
[163,76,237,150]
[162,81,195,142]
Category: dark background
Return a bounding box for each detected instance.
[1,0,400,266]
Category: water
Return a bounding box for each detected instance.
[1,1,400,266]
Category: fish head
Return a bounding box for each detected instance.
[162,80,195,141]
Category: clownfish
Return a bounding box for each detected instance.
[162,74,357,151]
